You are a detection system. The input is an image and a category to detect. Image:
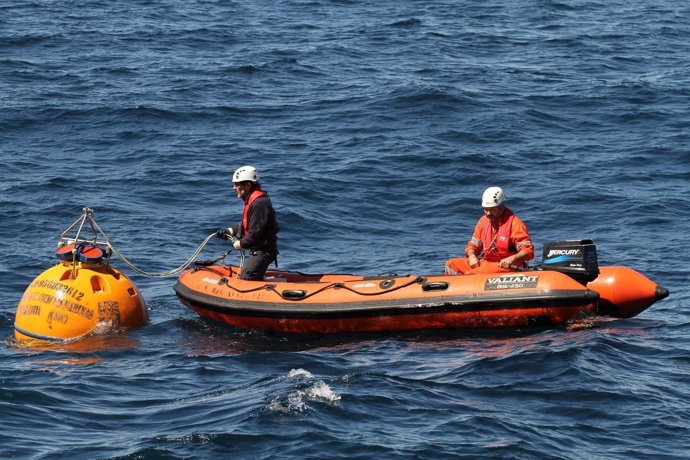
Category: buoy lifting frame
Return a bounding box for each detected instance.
[58,208,114,276]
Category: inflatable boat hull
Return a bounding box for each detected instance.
[174,265,603,334]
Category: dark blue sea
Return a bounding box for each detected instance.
[2,0,689,458]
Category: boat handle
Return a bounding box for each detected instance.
[422,281,449,291]
[282,289,307,300]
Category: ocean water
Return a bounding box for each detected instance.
[1,0,689,458]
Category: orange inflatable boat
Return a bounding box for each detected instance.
[173,240,669,335]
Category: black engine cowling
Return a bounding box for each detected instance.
[541,239,600,284]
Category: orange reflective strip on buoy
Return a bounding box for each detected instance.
[56,243,105,264]
[55,244,75,261]
[77,245,104,263]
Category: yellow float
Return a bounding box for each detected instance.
[14,209,148,342]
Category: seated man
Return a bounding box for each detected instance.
[445,187,534,275]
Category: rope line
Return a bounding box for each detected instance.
[109,233,217,278]
[192,264,424,300]
[328,276,424,297]
[62,208,242,278]
[267,275,424,301]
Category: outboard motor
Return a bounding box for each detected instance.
[542,239,600,284]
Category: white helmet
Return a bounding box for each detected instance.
[482,186,505,208]
[233,165,259,183]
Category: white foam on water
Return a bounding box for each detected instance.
[266,369,341,414]
[286,368,313,380]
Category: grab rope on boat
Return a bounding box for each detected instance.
[191,263,426,300]
[59,208,243,278]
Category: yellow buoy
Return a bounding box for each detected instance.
[15,210,149,342]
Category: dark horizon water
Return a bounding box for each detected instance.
[2,0,689,458]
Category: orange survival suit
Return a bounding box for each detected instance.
[445,207,534,275]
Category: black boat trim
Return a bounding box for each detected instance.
[173,281,599,320]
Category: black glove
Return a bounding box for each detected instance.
[216,228,232,240]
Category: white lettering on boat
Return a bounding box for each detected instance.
[547,249,580,257]
[485,275,539,290]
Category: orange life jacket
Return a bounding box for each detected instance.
[480,208,515,262]
[242,188,266,235]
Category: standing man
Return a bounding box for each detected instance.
[445,187,534,275]
[216,165,279,280]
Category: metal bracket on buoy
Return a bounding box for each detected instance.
[57,207,113,276]
[59,207,112,251]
